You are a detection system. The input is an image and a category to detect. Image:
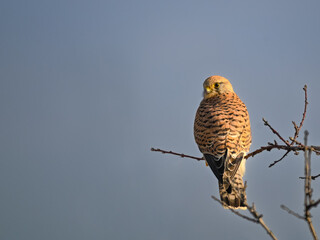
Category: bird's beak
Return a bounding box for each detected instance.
[205,87,212,93]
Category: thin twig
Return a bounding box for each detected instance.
[269,150,290,168]
[280,204,305,220]
[290,85,308,144]
[245,144,320,160]
[304,132,318,240]
[150,148,204,161]
[290,138,320,155]
[246,203,278,240]
[290,137,304,147]
[211,195,277,240]
[211,195,258,223]
[299,174,320,180]
[151,145,320,162]
[307,199,320,210]
[283,132,319,239]
[212,179,277,239]
[262,118,290,146]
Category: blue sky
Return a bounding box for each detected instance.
[1,0,320,239]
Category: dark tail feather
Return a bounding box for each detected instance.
[219,172,247,209]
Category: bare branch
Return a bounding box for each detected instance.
[211,195,258,223]
[280,204,305,220]
[311,147,320,155]
[211,195,277,240]
[246,203,278,240]
[245,144,320,160]
[290,85,308,144]
[289,137,305,148]
[262,118,290,146]
[269,150,290,168]
[312,174,320,180]
[151,144,320,163]
[290,138,320,155]
[150,148,204,161]
[308,198,320,210]
[281,132,319,240]
[304,132,318,240]
[299,174,320,180]
[306,217,318,240]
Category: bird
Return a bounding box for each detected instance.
[194,76,251,209]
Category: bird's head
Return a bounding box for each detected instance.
[203,76,234,99]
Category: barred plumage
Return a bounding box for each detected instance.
[194,76,251,209]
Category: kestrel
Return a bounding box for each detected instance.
[194,76,251,209]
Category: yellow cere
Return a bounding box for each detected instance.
[205,86,211,93]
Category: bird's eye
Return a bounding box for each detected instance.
[214,83,220,89]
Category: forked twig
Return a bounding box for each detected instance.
[290,85,308,144]
[211,195,258,223]
[211,195,277,240]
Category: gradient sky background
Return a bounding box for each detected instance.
[1,0,320,239]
